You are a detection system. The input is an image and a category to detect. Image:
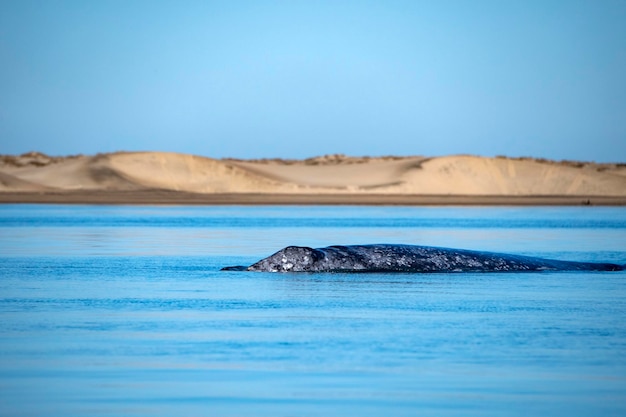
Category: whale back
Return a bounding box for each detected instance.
[224,244,624,273]
[319,244,624,272]
[223,244,624,273]
[318,244,549,272]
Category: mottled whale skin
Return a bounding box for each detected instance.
[222,244,624,273]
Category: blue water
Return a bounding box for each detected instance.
[1,205,625,416]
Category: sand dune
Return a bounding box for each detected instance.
[0,171,51,191]
[226,157,426,190]
[392,156,626,195]
[1,152,625,200]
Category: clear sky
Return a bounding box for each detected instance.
[1,0,625,162]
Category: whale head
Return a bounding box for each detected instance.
[247,246,324,272]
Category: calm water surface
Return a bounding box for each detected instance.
[1,205,625,416]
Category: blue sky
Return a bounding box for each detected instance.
[1,0,625,162]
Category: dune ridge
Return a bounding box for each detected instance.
[1,152,625,202]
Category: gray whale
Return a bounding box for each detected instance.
[222,244,624,273]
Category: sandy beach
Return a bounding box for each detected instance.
[1,151,625,205]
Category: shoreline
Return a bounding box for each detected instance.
[1,191,625,206]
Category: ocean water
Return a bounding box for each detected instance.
[1,204,625,417]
